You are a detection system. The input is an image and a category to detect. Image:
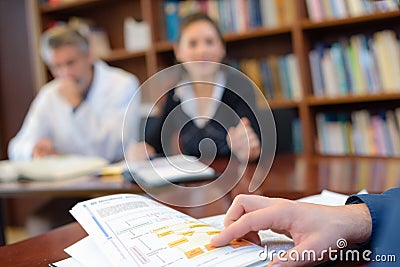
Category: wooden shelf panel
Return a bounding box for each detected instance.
[100,48,146,62]
[40,0,109,13]
[302,11,400,30]
[307,93,400,106]
[154,41,173,53]
[153,26,292,53]
[313,154,400,160]
[267,100,300,110]
[223,26,292,42]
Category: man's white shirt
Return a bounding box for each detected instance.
[8,60,141,162]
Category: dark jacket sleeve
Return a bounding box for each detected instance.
[145,89,179,154]
[224,71,262,143]
[346,188,400,246]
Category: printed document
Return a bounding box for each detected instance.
[69,194,264,267]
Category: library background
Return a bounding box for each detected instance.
[0,0,400,231]
[1,0,400,160]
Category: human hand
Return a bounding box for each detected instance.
[227,118,260,162]
[126,142,156,161]
[210,194,372,267]
[58,78,83,108]
[32,138,58,158]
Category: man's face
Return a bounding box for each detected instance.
[46,44,93,90]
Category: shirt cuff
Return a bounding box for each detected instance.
[346,188,400,248]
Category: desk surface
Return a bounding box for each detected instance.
[1,154,398,198]
[0,222,83,266]
[0,154,398,265]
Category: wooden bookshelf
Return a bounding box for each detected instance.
[100,48,146,62]
[301,10,400,30]
[307,93,400,106]
[268,100,300,110]
[33,0,400,158]
[39,0,111,13]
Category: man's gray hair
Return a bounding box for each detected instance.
[40,25,89,63]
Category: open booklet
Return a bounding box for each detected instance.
[55,194,265,267]
[51,189,369,267]
[0,155,108,182]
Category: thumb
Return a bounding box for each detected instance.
[239,117,251,127]
[226,127,235,146]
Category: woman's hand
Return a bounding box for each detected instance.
[126,142,156,161]
[227,118,260,162]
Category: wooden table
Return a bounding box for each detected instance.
[0,167,144,246]
[0,223,84,266]
[0,154,398,266]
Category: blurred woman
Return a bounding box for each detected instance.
[132,13,261,162]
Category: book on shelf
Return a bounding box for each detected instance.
[163,0,180,42]
[291,118,303,154]
[316,109,400,157]
[124,17,151,52]
[231,54,301,102]
[305,0,399,22]
[260,0,278,27]
[286,54,302,100]
[239,59,263,92]
[68,16,111,58]
[306,0,325,22]
[162,0,297,42]
[51,194,268,267]
[309,30,400,97]
[267,55,284,100]
[44,17,112,58]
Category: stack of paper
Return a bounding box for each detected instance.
[52,194,266,267]
[296,189,368,206]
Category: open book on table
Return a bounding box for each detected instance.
[0,155,108,182]
[103,155,217,186]
[54,194,266,267]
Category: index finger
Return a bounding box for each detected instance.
[223,195,278,227]
[212,202,294,247]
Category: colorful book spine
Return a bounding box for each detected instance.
[163,0,180,42]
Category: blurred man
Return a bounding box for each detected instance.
[7,25,141,235]
[8,25,141,162]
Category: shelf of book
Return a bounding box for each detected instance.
[302,10,400,30]
[33,0,400,158]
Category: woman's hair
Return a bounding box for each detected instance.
[177,12,224,45]
[40,25,90,63]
